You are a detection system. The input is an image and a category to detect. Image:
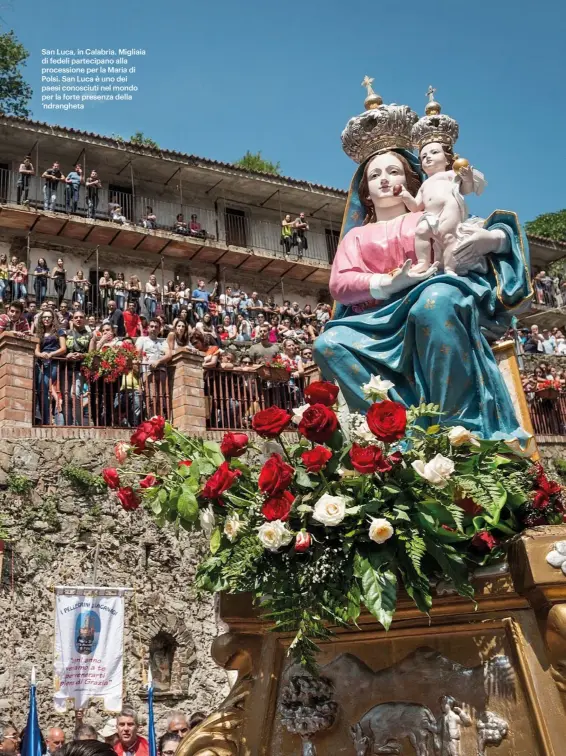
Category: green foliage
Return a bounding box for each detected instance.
[129,131,160,149]
[7,474,32,495]
[554,458,566,479]
[0,30,32,117]
[235,150,281,175]
[103,406,551,669]
[525,210,566,242]
[61,464,106,496]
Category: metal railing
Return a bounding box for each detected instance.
[527,391,566,436]
[204,368,307,430]
[0,167,336,265]
[33,356,173,428]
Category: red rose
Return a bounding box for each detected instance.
[457,496,482,516]
[259,454,294,496]
[349,443,392,474]
[532,490,550,510]
[149,415,166,439]
[535,465,561,497]
[114,442,129,464]
[220,432,249,458]
[304,381,339,407]
[202,462,241,500]
[471,530,498,552]
[388,451,403,465]
[130,427,150,453]
[252,406,292,438]
[262,490,295,521]
[139,474,157,489]
[298,404,338,443]
[294,531,312,552]
[367,400,407,443]
[117,486,140,511]
[178,460,193,468]
[301,446,333,473]
[102,468,120,490]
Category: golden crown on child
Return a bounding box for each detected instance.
[341,79,460,163]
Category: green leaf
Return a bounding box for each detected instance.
[295,468,316,489]
[426,424,441,435]
[203,441,224,467]
[178,463,193,478]
[355,551,397,630]
[150,499,162,515]
[158,488,168,504]
[297,503,314,513]
[210,527,222,554]
[178,490,198,521]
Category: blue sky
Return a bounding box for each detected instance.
[5,0,564,222]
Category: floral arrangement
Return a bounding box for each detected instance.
[81,341,138,383]
[536,379,562,393]
[101,378,563,669]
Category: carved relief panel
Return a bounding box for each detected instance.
[270,627,541,755]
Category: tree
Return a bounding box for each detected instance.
[129,131,160,149]
[525,210,566,242]
[0,30,32,117]
[235,150,281,175]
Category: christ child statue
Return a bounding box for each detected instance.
[396,142,485,275]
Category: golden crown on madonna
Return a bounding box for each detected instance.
[411,85,459,151]
[341,76,419,164]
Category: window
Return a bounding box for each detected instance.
[225,208,247,248]
[325,228,340,262]
[0,163,9,203]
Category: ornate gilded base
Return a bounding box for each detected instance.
[179,527,566,755]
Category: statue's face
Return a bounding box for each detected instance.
[420,142,448,175]
[366,153,407,207]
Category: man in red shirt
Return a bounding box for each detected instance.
[123,301,142,339]
[113,708,149,756]
[0,302,31,333]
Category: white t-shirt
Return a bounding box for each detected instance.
[136,336,166,365]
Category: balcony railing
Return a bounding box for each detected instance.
[0,168,338,265]
[527,391,566,436]
[33,356,173,428]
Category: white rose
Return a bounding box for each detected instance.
[224,512,241,542]
[292,404,310,425]
[199,505,215,538]
[412,453,455,488]
[362,375,395,401]
[312,493,347,527]
[352,419,375,445]
[447,426,480,447]
[368,518,394,544]
[257,520,293,551]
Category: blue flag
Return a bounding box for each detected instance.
[147,671,157,756]
[20,672,43,756]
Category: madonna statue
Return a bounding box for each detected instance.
[314,81,533,447]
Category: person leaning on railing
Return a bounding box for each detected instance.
[34,309,66,426]
[17,154,34,206]
[51,258,67,307]
[64,311,91,426]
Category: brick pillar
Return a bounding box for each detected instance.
[0,333,37,428]
[170,349,207,434]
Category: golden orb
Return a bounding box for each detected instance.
[425,100,441,116]
[453,156,470,173]
[364,92,383,110]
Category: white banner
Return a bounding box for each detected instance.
[53,588,125,712]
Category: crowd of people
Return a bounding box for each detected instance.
[532,269,566,309]
[512,324,566,356]
[0,708,206,756]
[16,157,315,254]
[0,255,331,427]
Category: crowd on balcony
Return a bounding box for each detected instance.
[0,253,331,427]
[532,269,566,308]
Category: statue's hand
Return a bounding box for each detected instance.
[389,259,439,293]
[452,226,506,273]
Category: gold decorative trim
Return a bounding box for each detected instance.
[503,617,555,755]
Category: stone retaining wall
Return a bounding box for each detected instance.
[0,437,228,738]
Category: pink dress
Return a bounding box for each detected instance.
[329,212,421,306]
